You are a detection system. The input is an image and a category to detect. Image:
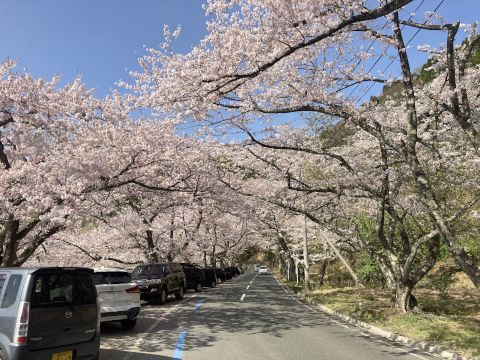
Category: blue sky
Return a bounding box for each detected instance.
[0,0,478,99]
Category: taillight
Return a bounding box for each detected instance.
[126,286,140,293]
[14,301,30,344]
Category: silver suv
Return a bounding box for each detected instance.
[0,267,100,360]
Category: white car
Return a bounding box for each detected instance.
[93,268,141,330]
[258,266,269,275]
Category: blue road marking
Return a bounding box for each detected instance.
[193,299,205,313]
[173,330,187,359]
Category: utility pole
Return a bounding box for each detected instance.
[300,157,310,292]
[303,211,310,292]
[321,233,360,286]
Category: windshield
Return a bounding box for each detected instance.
[132,265,164,280]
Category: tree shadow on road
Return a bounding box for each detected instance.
[100,276,429,359]
[101,348,176,359]
[101,276,341,355]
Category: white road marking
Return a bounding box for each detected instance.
[246,285,250,290]
[400,350,429,360]
[240,293,246,302]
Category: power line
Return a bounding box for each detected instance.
[354,0,446,104]
[343,0,429,101]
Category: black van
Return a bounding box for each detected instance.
[132,263,186,304]
[0,267,100,360]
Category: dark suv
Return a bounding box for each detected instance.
[202,268,218,288]
[0,267,100,360]
[132,263,186,304]
[225,266,241,277]
[180,264,205,292]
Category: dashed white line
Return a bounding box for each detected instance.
[246,285,250,290]
[240,293,246,302]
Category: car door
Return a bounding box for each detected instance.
[161,265,170,293]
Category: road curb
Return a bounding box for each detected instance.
[274,276,471,360]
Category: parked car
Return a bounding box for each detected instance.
[253,264,261,272]
[214,268,227,283]
[258,266,269,275]
[0,267,100,360]
[93,268,141,330]
[180,264,205,292]
[223,268,233,280]
[202,268,218,288]
[225,266,241,277]
[132,263,186,304]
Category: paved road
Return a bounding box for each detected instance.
[100,272,437,360]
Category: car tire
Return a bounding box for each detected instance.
[158,287,168,305]
[0,349,6,360]
[211,280,216,288]
[194,283,203,292]
[175,286,184,300]
[121,318,137,331]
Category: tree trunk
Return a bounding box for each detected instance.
[278,255,286,276]
[211,245,216,267]
[285,256,294,280]
[2,219,20,267]
[318,260,328,286]
[395,282,417,313]
[295,261,299,285]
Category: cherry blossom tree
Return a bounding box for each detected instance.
[0,60,105,266]
[128,0,480,311]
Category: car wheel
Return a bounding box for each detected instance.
[158,287,168,305]
[121,318,137,331]
[194,283,203,292]
[175,286,184,300]
[0,349,5,360]
[211,280,216,288]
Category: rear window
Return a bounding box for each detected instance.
[30,271,96,308]
[94,272,132,285]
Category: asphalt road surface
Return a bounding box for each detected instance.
[100,272,438,360]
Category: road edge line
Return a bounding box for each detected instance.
[272,275,468,360]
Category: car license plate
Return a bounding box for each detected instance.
[103,291,119,299]
[52,351,72,360]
